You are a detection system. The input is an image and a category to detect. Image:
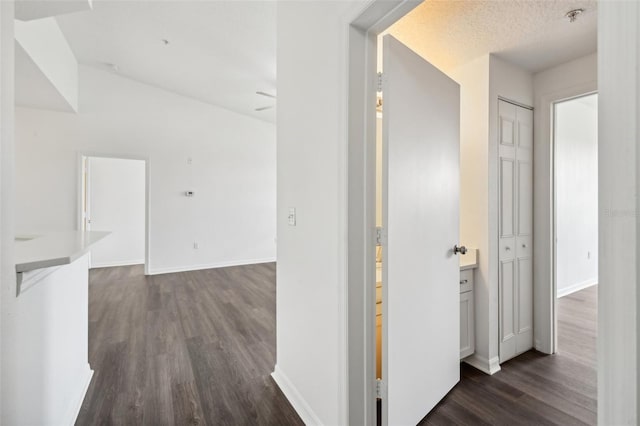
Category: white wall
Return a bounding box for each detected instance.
[555,94,598,297]
[447,55,532,375]
[15,65,276,275]
[87,157,145,267]
[275,1,369,424]
[14,17,78,111]
[599,1,638,423]
[448,55,493,373]
[488,55,533,365]
[4,255,92,425]
[0,0,16,419]
[450,56,489,256]
[532,52,597,353]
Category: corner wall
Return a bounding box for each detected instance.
[555,95,598,297]
[448,55,532,374]
[0,0,16,420]
[15,65,276,274]
[532,52,597,353]
[488,56,533,365]
[449,55,494,372]
[599,1,638,423]
[275,1,369,424]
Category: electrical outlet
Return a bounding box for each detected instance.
[194,242,199,249]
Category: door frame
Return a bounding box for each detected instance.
[533,81,596,355]
[346,1,423,425]
[77,152,151,275]
[549,89,598,352]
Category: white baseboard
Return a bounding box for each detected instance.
[271,365,323,426]
[557,278,598,298]
[66,366,94,425]
[463,353,501,375]
[90,259,145,269]
[147,257,276,276]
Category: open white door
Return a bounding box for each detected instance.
[381,35,460,425]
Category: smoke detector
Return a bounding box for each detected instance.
[565,8,584,23]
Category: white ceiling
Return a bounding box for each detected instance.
[55,0,276,123]
[22,1,595,121]
[15,42,76,112]
[385,0,597,74]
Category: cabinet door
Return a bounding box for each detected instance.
[460,290,474,359]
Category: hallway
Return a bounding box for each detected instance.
[76,263,302,426]
[420,285,597,425]
[79,263,596,425]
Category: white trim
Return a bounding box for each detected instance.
[66,366,94,426]
[533,76,597,356]
[557,278,598,298]
[462,354,501,375]
[90,259,145,269]
[271,365,323,426]
[346,2,423,425]
[147,257,276,276]
[77,153,151,275]
[16,264,62,296]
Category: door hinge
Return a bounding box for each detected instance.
[377,72,383,93]
[375,226,386,246]
[376,379,385,399]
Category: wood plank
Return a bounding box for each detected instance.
[76,263,302,426]
[418,285,597,425]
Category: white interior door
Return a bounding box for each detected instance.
[87,157,146,268]
[498,100,533,362]
[382,35,460,426]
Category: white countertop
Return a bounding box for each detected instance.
[459,248,478,271]
[15,231,110,273]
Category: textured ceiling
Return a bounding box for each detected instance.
[55,1,276,123]
[384,0,597,74]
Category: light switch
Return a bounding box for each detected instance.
[288,208,296,226]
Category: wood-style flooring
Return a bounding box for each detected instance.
[79,263,596,425]
[419,285,597,425]
[76,263,303,426]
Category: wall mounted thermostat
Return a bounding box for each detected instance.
[185,191,195,197]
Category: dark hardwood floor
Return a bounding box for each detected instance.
[419,285,597,425]
[76,263,303,426]
[79,263,596,426]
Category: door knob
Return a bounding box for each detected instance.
[453,245,467,255]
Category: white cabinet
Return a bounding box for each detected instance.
[459,268,475,359]
[498,100,533,363]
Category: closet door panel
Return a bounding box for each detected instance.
[516,257,534,351]
[517,257,533,334]
[500,101,516,148]
[518,115,533,150]
[500,158,515,238]
[517,161,533,236]
[498,100,533,363]
[500,259,516,361]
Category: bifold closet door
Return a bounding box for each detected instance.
[498,100,533,363]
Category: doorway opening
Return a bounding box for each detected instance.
[348,1,599,425]
[80,155,149,272]
[553,93,598,364]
